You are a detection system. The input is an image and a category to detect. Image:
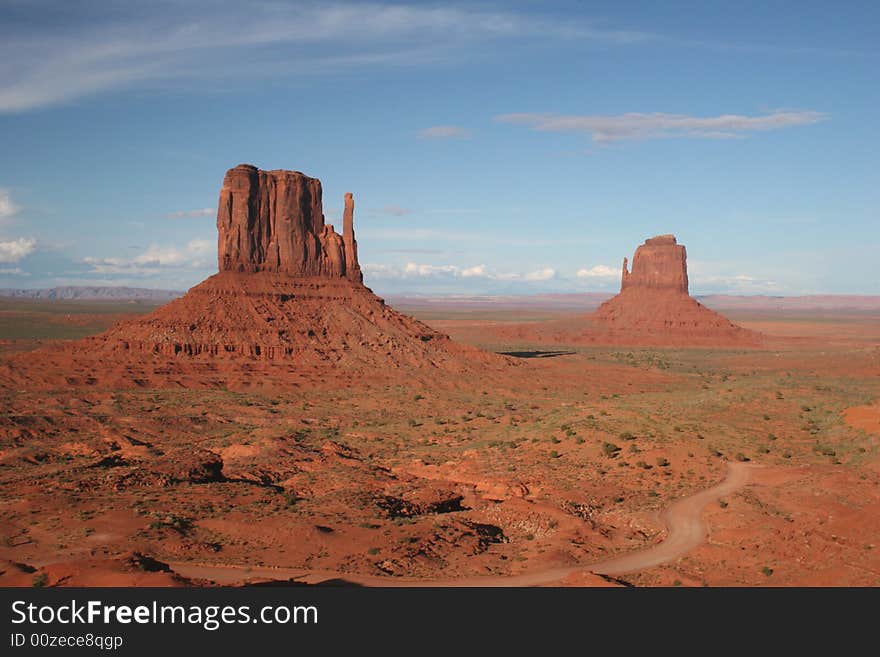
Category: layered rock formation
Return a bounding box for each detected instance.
[620,235,688,294]
[590,234,760,346]
[4,164,502,388]
[218,164,361,282]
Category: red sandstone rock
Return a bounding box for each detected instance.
[342,192,362,283]
[620,234,688,294]
[217,164,360,279]
[591,234,760,346]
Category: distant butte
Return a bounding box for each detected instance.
[590,234,761,346]
[490,234,762,348]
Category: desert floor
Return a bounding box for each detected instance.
[1,298,878,586]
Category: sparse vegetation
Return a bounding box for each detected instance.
[602,442,622,458]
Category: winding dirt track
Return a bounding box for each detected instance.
[171,461,752,587]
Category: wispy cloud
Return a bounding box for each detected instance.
[358,227,480,242]
[692,273,780,294]
[167,208,214,218]
[374,248,446,255]
[0,238,36,263]
[0,3,652,113]
[0,267,30,276]
[0,189,18,221]
[363,261,556,283]
[418,125,471,139]
[370,205,413,217]
[495,110,827,143]
[83,238,214,276]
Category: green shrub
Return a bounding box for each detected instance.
[602,442,622,458]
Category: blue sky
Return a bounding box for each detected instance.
[0,1,877,295]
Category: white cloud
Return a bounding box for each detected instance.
[524,267,556,281]
[0,238,36,263]
[403,262,460,277]
[495,110,827,143]
[418,125,471,139]
[167,208,214,218]
[0,267,30,276]
[0,189,18,221]
[133,239,213,267]
[364,261,558,283]
[460,265,487,278]
[0,4,652,113]
[83,238,215,276]
[576,264,619,278]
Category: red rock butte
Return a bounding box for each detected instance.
[3,165,504,388]
[218,164,361,282]
[591,234,761,346]
[620,234,688,294]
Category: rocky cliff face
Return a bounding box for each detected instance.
[620,234,688,294]
[217,164,361,281]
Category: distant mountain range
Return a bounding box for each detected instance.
[0,286,183,302]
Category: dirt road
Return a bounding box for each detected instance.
[172,461,753,586]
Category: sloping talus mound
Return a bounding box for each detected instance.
[1,164,507,388]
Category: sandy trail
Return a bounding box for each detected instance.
[171,461,753,587]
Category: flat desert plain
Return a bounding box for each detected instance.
[1,296,878,587]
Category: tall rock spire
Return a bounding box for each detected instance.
[342,192,362,283]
